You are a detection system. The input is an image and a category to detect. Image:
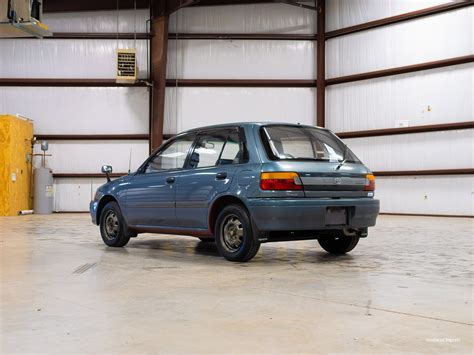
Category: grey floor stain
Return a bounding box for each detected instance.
[73,263,97,274]
[143,266,180,271]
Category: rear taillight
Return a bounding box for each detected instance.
[364,174,375,191]
[260,172,303,191]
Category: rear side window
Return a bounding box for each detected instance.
[189,129,243,169]
[261,125,359,163]
[219,131,241,165]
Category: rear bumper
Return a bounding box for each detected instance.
[246,197,379,232]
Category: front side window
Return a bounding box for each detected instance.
[145,135,194,173]
[261,125,359,163]
[189,129,243,169]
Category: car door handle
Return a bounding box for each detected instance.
[216,172,227,180]
[166,177,176,184]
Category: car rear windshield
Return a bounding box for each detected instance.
[261,125,359,163]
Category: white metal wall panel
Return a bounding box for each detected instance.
[0,39,148,79]
[33,141,149,174]
[326,0,455,32]
[43,9,149,33]
[344,130,474,172]
[169,4,316,34]
[326,63,474,132]
[376,176,473,216]
[326,7,473,78]
[52,178,106,212]
[167,39,316,79]
[0,87,149,135]
[163,87,316,134]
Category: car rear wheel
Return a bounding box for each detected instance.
[215,204,260,262]
[318,235,359,254]
[100,202,131,247]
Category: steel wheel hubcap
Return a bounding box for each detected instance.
[104,211,119,240]
[222,215,244,252]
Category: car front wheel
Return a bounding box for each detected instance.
[318,235,359,254]
[215,204,260,262]
[99,201,131,247]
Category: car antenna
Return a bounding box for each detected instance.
[128,147,132,174]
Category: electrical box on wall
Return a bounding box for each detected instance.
[116,49,138,84]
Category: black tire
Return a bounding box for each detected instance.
[198,237,214,243]
[214,204,260,262]
[318,235,359,254]
[99,201,131,247]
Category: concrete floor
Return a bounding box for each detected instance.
[0,214,472,354]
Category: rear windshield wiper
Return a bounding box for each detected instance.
[335,145,349,170]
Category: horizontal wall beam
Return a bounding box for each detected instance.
[50,32,150,40]
[0,79,149,87]
[0,78,315,88]
[165,79,317,87]
[168,33,317,40]
[33,32,316,41]
[53,173,126,178]
[326,55,474,86]
[35,134,149,140]
[373,169,474,177]
[3,56,469,88]
[337,121,474,139]
[53,169,473,179]
[43,0,150,12]
[45,32,316,41]
[42,0,275,12]
[326,1,473,39]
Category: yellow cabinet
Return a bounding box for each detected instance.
[0,115,34,216]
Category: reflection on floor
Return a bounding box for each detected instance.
[1,214,472,353]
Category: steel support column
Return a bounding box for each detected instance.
[150,14,169,152]
[316,0,325,127]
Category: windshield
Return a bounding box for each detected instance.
[261,125,359,163]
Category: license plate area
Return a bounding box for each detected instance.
[326,207,348,226]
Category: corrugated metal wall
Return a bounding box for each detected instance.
[326,3,473,216]
[0,1,472,214]
[0,9,151,211]
[165,3,317,134]
[0,4,317,211]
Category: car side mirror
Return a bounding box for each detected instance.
[101,165,113,182]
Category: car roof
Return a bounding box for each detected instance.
[179,122,327,135]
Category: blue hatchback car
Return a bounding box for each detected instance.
[90,123,379,262]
